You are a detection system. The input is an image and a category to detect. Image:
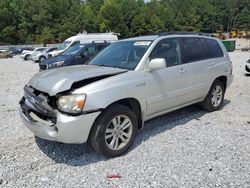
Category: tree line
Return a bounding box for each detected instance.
[0,0,249,45]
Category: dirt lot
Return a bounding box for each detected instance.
[0,52,250,187]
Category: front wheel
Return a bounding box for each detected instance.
[89,104,138,157]
[24,54,30,61]
[39,56,46,62]
[201,79,225,111]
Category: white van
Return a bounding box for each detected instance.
[49,33,119,57]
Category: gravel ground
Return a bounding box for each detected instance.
[0,52,250,187]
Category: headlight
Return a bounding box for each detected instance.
[57,94,87,114]
[48,61,64,68]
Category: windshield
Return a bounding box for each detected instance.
[61,44,84,56]
[89,41,151,70]
[35,48,45,52]
[58,41,72,50]
[41,48,49,53]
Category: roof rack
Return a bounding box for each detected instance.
[159,32,213,37]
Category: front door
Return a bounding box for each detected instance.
[145,38,190,116]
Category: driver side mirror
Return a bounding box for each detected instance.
[148,58,166,71]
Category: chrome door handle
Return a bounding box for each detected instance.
[209,63,215,67]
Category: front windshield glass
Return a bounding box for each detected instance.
[61,44,84,56]
[41,48,49,53]
[89,41,152,70]
[36,48,45,52]
[58,41,71,50]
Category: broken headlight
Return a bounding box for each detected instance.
[57,94,87,114]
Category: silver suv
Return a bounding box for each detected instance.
[19,34,233,157]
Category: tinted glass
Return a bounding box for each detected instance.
[47,48,57,53]
[82,46,97,56]
[181,38,206,63]
[96,44,109,51]
[89,41,151,70]
[205,38,224,58]
[149,38,181,67]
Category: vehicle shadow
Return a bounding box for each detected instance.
[35,99,231,166]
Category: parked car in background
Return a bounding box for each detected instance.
[20,47,46,60]
[49,32,118,57]
[39,42,110,71]
[9,47,23,56]
[31,47,57,62]
[0,49,13,58]
[21,47,34,51]
[19,33,233,157]
[245,59,250,73]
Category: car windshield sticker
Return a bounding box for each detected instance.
[134,41,151,46]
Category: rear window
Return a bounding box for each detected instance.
[205,38,224,58]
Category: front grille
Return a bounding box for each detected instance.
[39,64,47,70]
[23,85,56,117]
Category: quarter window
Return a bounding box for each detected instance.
[205,38,224,58]
[149,38,181,67]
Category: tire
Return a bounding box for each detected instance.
[201,79,225,111]
[89,104,138,157]
[39,56,46,62]
[24,54,30,61]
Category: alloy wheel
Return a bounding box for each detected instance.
[105,115,133,151]
[211,85,223,107]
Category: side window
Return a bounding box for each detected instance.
[71,41,80,47]
[96,44,109,51]
[82,46,97,56]
[205,39,224,58]
[149,38,181,67]
[47,48,56,53]
[181,38,206,63]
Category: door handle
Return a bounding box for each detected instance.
[178,68,186,74]
[209,63,215,67]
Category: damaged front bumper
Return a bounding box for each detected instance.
[19,86,100,144]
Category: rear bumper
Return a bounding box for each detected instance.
[19,101,100,144]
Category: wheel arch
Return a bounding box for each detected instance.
[215,76,227,89]
[39,55,46,60]
[105,98,143,130]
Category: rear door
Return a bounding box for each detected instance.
[180,37,212,101]
[145,38,191,116]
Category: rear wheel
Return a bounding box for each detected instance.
[89,104,138,157]
[201,79,225,111]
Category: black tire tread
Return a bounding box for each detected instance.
[88,104,137,157]
[201,79,225,111]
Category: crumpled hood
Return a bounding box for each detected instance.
[28,65,126,96]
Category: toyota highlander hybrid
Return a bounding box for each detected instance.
[19,33,233,157]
